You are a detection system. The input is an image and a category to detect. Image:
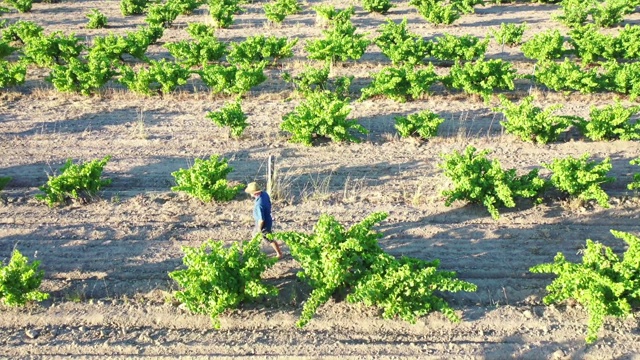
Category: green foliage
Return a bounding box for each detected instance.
[629,158,640,191]
[206,98,248,138]
[312,5,354,25]
[591,0,628,28]
[604,61,640,100]
[362,0,393,14]
[442,58,516,102]
[86,9,108,29]
[569,25,622,64]
[0,40,16,58]
[227,35,297,66]
[439,146,546,219]
[5,0,32,13]
[394,110,444,139]
[169,237,277,329]
[0,249,49,306]
[136,24,164,44]
[347,254,477,323]
[23,31,85,67]
[532,58,607,94]
[46,56,116,95]
[530,230,640,344]
[429,33,489,61]
[619,25,640,60]
[165,25,226,67]
[1,20,43,44]
[0,177,11,191]
[494,95,578,144]
[360,64,438,103]
[145,2,181,27]
[208,0,242,28]
[305,17,370,63]
[35,156,112,207]
[121,0,150,15]
[410,0,460,25]
[171,0,206,14]
[554,0,591,28]
[281,90,367,146]
[374,18,431,65]
[0,60,26,88]
[543,153,614,208]
[170,155,243,202]
[198,63,266,95]
[576,102,640,141]
[282,62,353,98]
[118,59,191,95]
[521,29,566,61]
[88,29,153,62]
[263,0,301,23]
[491,22,526,47]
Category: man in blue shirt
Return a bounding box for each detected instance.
[246,182,283,259]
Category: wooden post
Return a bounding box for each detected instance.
[267,155,275,196]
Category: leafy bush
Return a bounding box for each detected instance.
[575,102,640,141]
[263,0,301,23]
[619,25,640,60]
[169,237,277,329]
[429,33,489,61]
[121,0,150,15]
[0,177,11,191]
[604,61,640,100]
[374,18,431,65]
[35,156,112,207]
[23,31,85,67]
[165,25,226,67]
[439,146,546,219]
[281,90,367,146]
[145,2,181,28]
[569,25,622,64]
[530,230,640,344]
[0,60,27,88]
[5,0,32,13]
[136,24,165,44]
[410,0,460,25]
[206,98,248,138]
[591,0,628,28]
[305,17,370,63]
[1,20,43,44]
[227,35,297,66]
[629,158,640,191]
[493,95,578,144]
[360,64,439,102]
[282,62,353,98]
[198,63,266,95]
[442,58,516,102]
[491,22,526,47]
[171,155,243,202]
[554,0,590,28]
[362,0,393,14]
[394,110,444,139]
[171,0,206,14]
[312,5,354,25]
[543,153,614,208]
[532,58,607,94]
[86,9,108,29]
[88,29,153,62]
[521,29,566,61]
[0,40,16,59]
[208,0,242,28]
[119,59,191,95]
[46,56,116,95]
[0,249,49,306]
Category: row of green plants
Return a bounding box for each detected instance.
[2,212,638,344]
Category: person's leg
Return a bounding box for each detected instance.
[263,231,283,259]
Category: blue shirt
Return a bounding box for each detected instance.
[253,191,273,231]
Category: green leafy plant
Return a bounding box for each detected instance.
[1,20,43,44]
[171,0,206,14]
[360,64,439,102]
[263,0,301,23]
[604,61,640,100]
[532,58,607,94]
[170,155,244,202]
[22,31,84,67]
[439,146,546,219]
[575,102,640,141]
[281,90,367,146]
[282,62,353,99]
[198,63,266,95]
[119,59,191,95]
[0,40,17,59]
[543,153,614,208]
[362,0,393,14]
[206,98,248,138]
[494,95,579,144]
[591,0,628,28]
[0,177,11,191]
[530,230,640,343]
[374,18,431,65]
[521,29,566,61]
[169,237,277,329]
[554,0,591,28]
[145,1,181,27]
[86,9,108,29]
[442,58,516,102]
[0,249,49,306]
[120,0,150,15]
[0,60,27,88]
[312,5,354,26]
[429,33,489,61]
[619,25,640,60]
[410,0,460,25]
[35,156,112,207]
[629,158,640,191]
[4,0,32,13]
[305,17,370,63]
[88,29,154,63]
[394,110,444,139]
[46,56,116,95]
[165,24,226,67]
[491,22,526,47]
[569,25,622,64]
[136,24,164,44]
[208,0,242,28]
[227,35,297,66]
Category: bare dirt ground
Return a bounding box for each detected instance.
[1,0,640,358]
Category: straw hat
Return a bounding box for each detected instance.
[245,182,262,194]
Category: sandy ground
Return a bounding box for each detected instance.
[1,0,640,358]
